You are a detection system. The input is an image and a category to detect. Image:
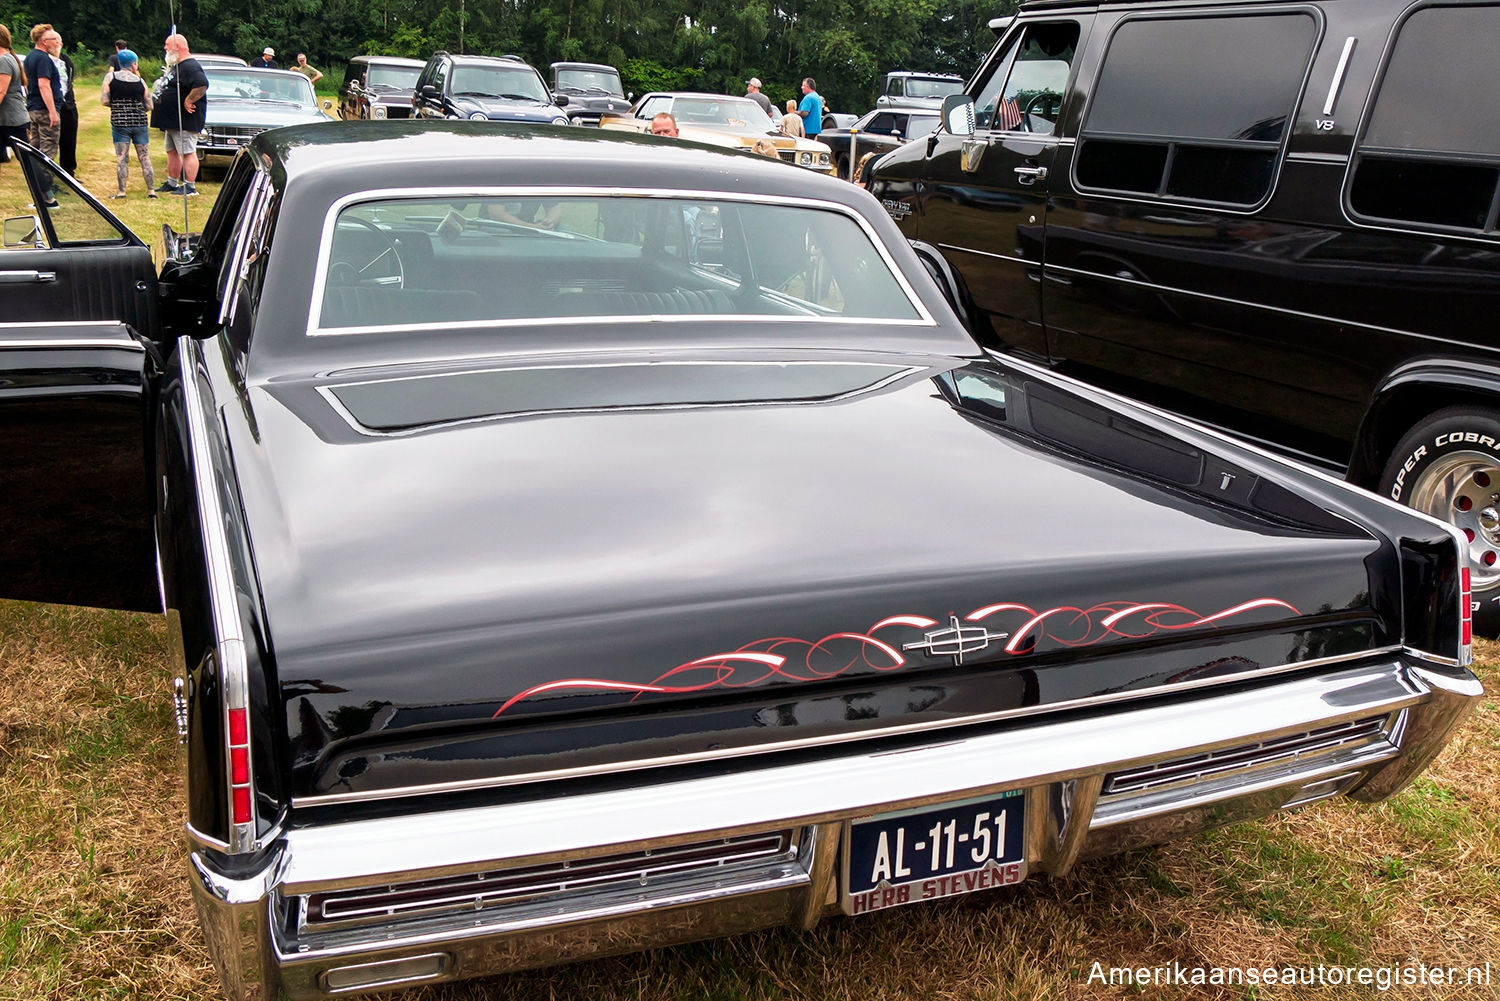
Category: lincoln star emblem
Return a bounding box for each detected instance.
[902,614,1009,665]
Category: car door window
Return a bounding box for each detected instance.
[430,61,447,99]
[0,151,45,249]
[906,115,939,140]
[976,22,1079,137]
[866,113,898,134]
[16,151,132,246]
[637,96,669,120]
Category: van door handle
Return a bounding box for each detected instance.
[0,270,56,283]
[1014,165,1048,185]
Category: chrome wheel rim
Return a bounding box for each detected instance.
[1409,450,1500,591]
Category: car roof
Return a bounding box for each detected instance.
[252,121,861,197]
[886,71,962,79]
[645,92,763,102]
[441,53,533,65]
[551,61,619,71]
[350,54,426,67]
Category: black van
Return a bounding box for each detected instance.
[871,0,1500,631]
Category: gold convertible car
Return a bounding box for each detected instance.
[601,91,835,173]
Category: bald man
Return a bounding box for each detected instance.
[152,33,207,195]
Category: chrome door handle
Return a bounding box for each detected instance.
[1014,165,1048,185]
[0,270,56,283]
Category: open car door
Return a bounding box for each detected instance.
[0,141,160,611]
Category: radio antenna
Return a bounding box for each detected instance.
[165,0,190,240]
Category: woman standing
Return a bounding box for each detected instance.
[100,49,155,198]
[0,25,27,165]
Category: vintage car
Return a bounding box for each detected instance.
[337,54,425,120]
[601,91,834,172]
[0,126,1482,1000]
[196,54,250,69]
[198,65,330,160]
[820,106,940,179]
[549,60,632,126]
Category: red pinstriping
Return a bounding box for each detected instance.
[491,598,1299,716]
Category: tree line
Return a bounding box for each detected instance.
[2,0,1016,114]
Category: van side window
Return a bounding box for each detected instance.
[973,23,1079,136]
[1075,12,1316,207]
[1348,5,1500,235]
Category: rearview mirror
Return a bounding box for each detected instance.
[321,98,333,110]
[554,93,568,107]
[3,215,42,249]
[421,84,438,98]
[941,94,976,138]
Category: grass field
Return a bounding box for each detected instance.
[0,81,1497,1001]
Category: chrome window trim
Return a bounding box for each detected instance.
[305,185,937,336]
[293,644,1400,807]
[217,170,273,326]
[180,337,260,853]
[1068,3,1325,217]
[314,358,928,438]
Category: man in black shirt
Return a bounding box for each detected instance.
[151,33,208,195]
[107,40,127,70]
[251,46,276,69]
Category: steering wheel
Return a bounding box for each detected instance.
[328,216,405,289]
[1018,92,1060,133]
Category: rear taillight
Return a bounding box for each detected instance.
[1460,566,1473,663]
[228,707,253,826]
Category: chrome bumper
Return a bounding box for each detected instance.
[191,657,1480,1000]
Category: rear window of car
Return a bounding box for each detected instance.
[1346,4,1500,236]
[313,193,927,332]
[1075,11,1317,208]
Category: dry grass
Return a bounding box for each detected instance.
[1,605,1494,1001]
[1,82,1497,1001]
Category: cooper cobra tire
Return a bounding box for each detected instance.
[1379,406,1500,636]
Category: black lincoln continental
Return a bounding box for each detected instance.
[0,124,1482,999]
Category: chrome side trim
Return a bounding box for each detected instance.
[0,319,134,329]
[1322,36,1356,116]
[279,660,1426,892]
[305,185,937,336]
[292,645,1400,807]
[1284,151,1348,165]
[937,242,1036,264]
[992,348,1476,539]
[1040,262,1500,356]
[180,338,259,854]
[991,348,1476,662]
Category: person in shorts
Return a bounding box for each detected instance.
[151,33,208,195]
[101,49,155,198]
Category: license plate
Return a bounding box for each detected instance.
[843,790,1026,915]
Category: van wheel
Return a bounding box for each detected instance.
[1380,407,1500,635]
